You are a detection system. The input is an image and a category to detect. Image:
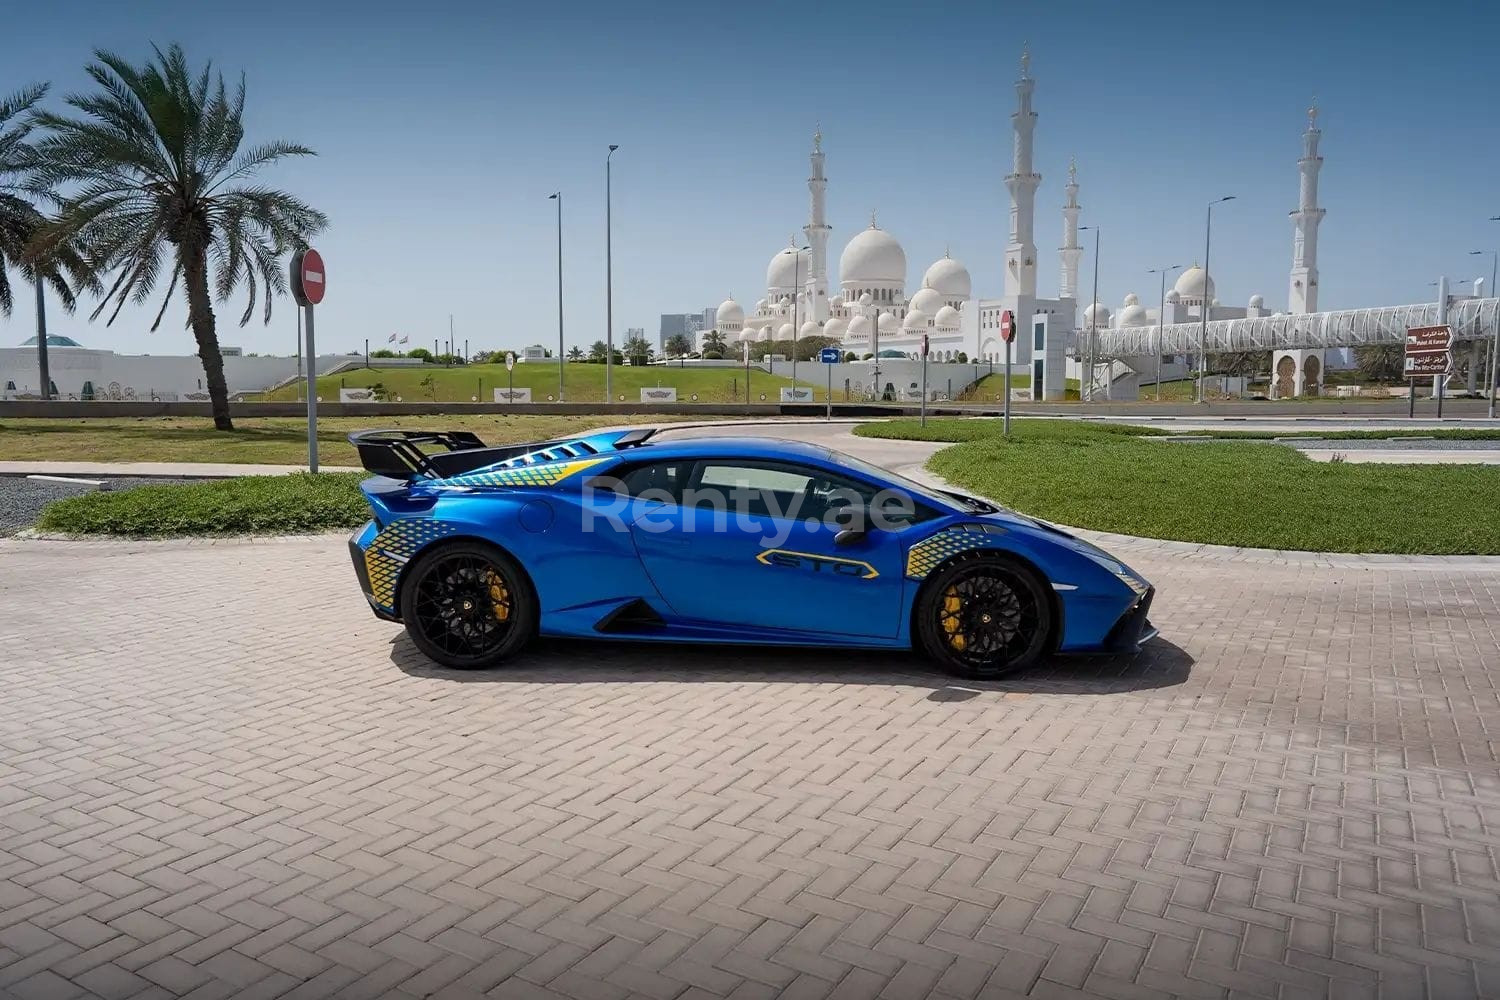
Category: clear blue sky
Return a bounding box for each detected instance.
[5,0,1499,357]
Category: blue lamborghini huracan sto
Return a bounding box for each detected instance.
[347,427,1156,678]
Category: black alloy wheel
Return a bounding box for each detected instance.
[917,554,1051,679]
[399,542,535,668]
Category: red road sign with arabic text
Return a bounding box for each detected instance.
[1405,325,1451,354]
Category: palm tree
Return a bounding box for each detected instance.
[588,340,607,363]
[701,328,727,359]
[665,332,692,367]
[1,83,91,398]
[566,345,583,362]
[29,45,327,429]
[623,332,652,367]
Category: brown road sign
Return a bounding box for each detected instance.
[1404,352,1452,376]
[1405,325,1452,354]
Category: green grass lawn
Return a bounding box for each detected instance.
[37,473,368,537]
[252,361,828,404]
[855,417,1500,553]
[0,414,715,466]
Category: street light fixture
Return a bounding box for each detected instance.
[1147,264,1184,402]
[1080,226,1101,402]
[605,145,619,404]
[791,245,809,394]
[1472,242,1498,418]
[1197,196,1235,403]
[548,192,564,401]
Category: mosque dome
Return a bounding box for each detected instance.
[829,294,845,310]
[824,317,848,340]
[755,298,767,311]
[20,334,84,347]
[840,226,906,284]
[1174,264,1215,301]
[858,292,873,307]
[1165,289,1181,304]
[909,287,944,316]
[715,298,744,327]
[1117,303,1151,327]
[1122,292,1140,307]
[922,254,971,299]
[903,309,930,332]
[934,305,961,330]
[799,320,819,338]
[766,246,811,292]
[1248,294,1265,308]
[877,311,900,335]
[777,323,795,340]
[1082,302,1112,327]
[846,315,871,341]
[739,327,756,341]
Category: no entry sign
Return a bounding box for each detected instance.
[999,310,1015,343]
[291,248,326,306]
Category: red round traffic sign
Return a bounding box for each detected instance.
[296,248,326,306]
[999,309,1015,343]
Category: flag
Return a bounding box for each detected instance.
[388,333,397,343]
[399,336,409,344]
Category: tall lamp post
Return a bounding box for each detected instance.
[1198,195,1235,403]
[548,192,564,401]
[791,245,809,392]
[605,145,619,404]
[1476,223,1498,418]
[1080,225,1100,402]
[1147,264,1183,402]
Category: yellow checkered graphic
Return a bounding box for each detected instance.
[364,518,462,609]
[904,527,1001,579]
[441,457,606,489]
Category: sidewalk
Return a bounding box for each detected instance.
[0,460,360,478]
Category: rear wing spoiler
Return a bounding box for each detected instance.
[348,427,657,481]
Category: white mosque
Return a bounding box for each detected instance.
[705,47,1344,396]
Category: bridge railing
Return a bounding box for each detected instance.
[1090,297,1499,357]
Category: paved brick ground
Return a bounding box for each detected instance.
[2,536,1499,999]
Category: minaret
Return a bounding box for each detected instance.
[1004,47,1041,298]
[804,126,832,322]
[1059,156,1081,300]
[1288,102,1325,314]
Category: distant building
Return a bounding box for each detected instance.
[658,313,712,348]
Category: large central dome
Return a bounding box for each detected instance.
[839,226,906,284]
[1174,264,1215,301]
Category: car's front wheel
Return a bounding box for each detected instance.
[398,541,535,669]
[915,553,1052,679]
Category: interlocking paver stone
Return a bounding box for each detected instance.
[2,533,1500,998]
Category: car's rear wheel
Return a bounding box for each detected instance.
[915,553,1052,679]
[398,541,535,669]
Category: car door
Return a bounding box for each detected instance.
[626,458,910,638]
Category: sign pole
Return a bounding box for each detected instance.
[304,303,318,472]
[826,362,832,421]
[1004,340,1013,436]
[1408,378,1415,420]
[290,247,326,473]
[920,337,929,428]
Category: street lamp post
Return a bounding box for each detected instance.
[548,192,564,401]
[1199,196,1235,403]
[1147,264,1183,402]
[1478,220,1498,418]
[606,145,619,405]
[791,245,809,395]
[1080,226,1100,402]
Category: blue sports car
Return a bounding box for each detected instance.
[347,427,1156,678]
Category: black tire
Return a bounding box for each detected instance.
[915,552,1052,680]
[398,541,536,669]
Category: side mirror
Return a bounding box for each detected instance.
[834,526,867,547]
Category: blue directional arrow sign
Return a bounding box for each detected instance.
[819,347,841,364]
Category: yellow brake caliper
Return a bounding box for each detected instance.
[941,586,965,651]
[485,570,511,622]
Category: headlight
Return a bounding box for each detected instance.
[1082,550,1150,597]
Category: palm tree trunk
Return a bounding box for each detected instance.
[183,248,233,430]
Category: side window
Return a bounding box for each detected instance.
[591,461,694,502]
[686,461,937,528]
